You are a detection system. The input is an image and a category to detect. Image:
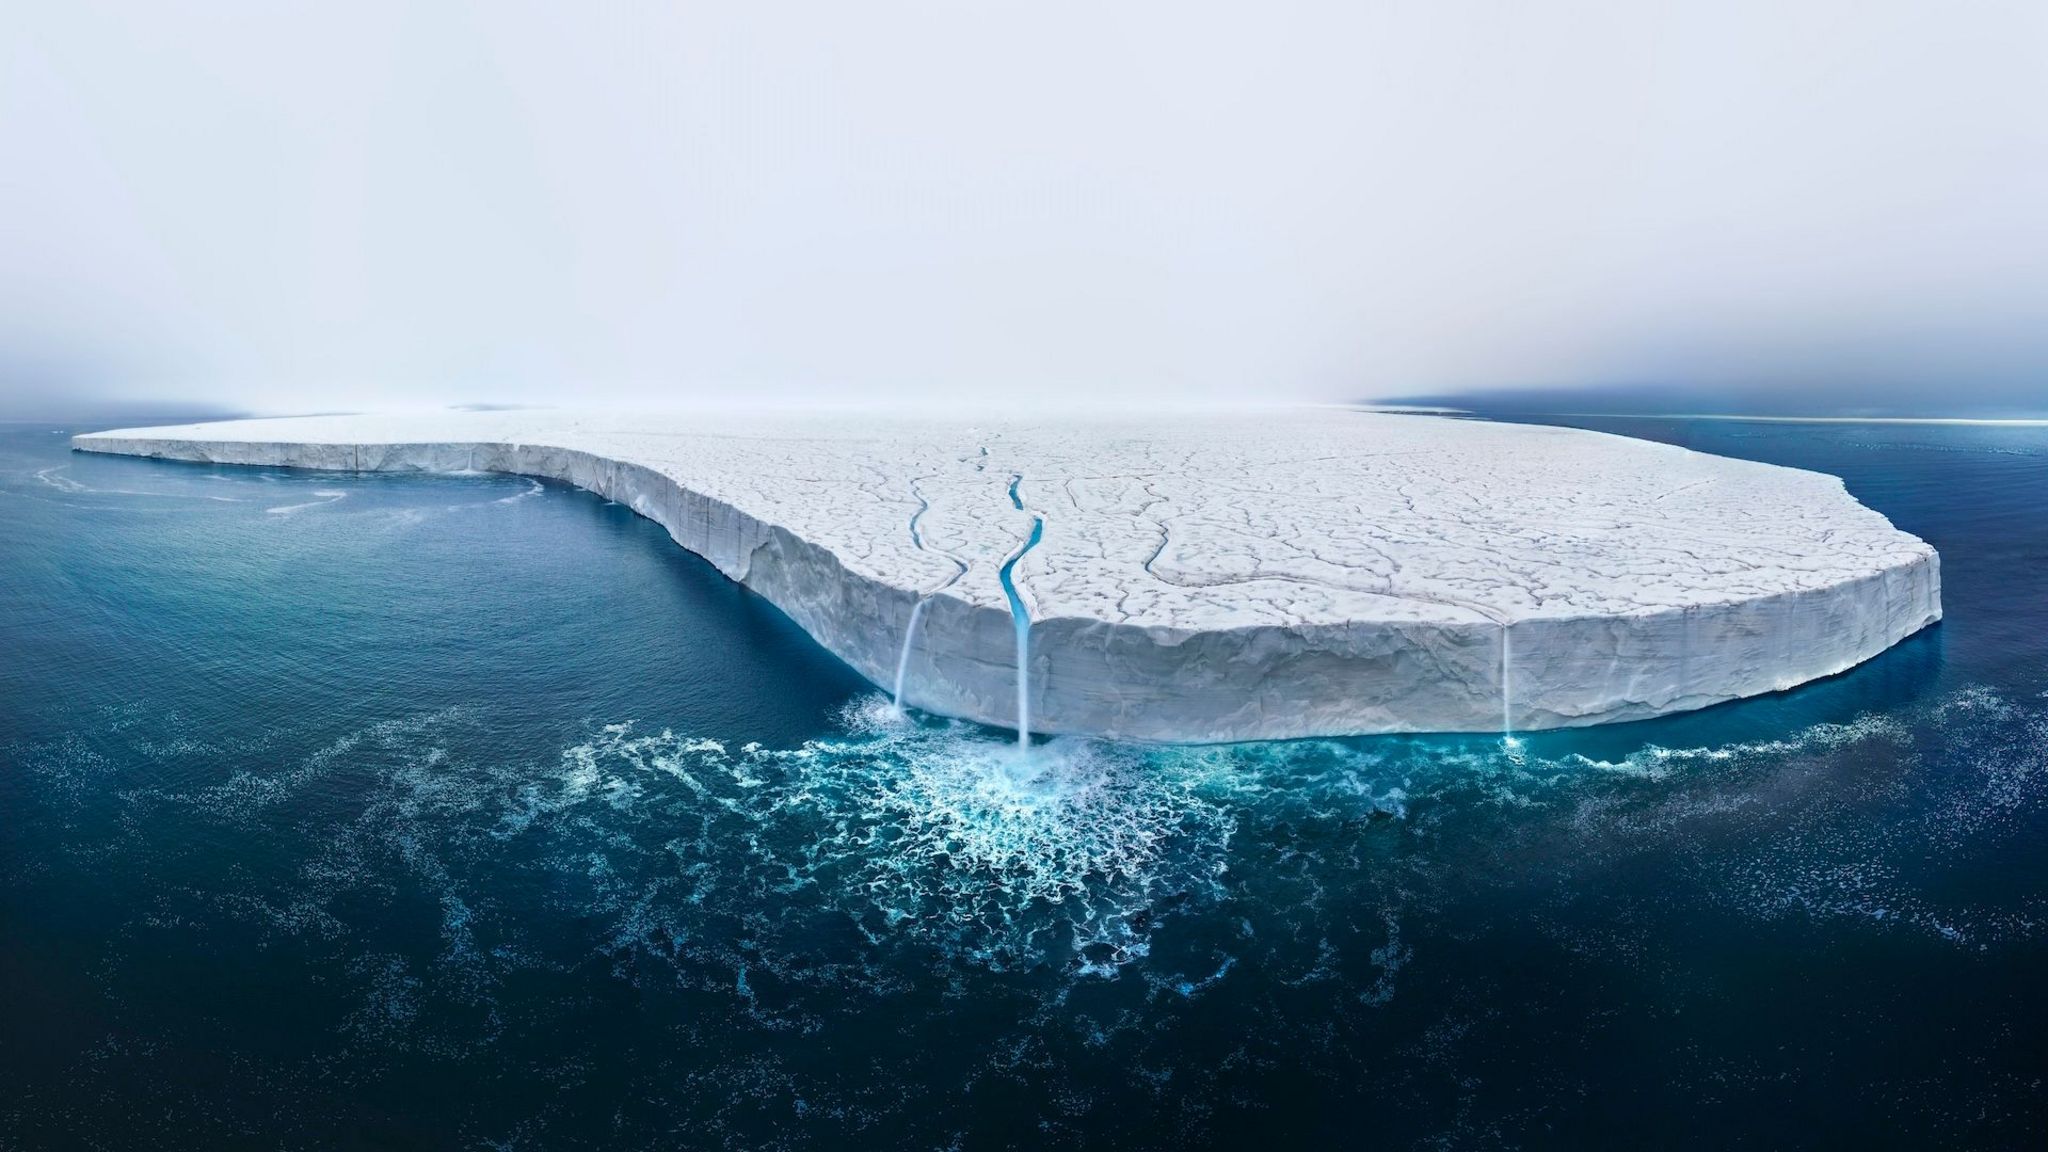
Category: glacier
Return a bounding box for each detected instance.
[73,409,1940,743]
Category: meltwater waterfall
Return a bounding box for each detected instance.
[1501,623,1519,749]
[891,477,965,718]
[998,476,1045,750]
[892,599,927,713]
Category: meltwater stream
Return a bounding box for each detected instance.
[892,478,966,714]
[998,474,1045,749]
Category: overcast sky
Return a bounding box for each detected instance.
[4,1,2045,416]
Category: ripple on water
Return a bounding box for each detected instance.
[9,680,2048,1143]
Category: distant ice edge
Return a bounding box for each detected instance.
[73,434,1941,743]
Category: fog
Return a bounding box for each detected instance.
[4,1,2045,417]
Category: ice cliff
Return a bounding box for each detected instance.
[74,410,1941,742]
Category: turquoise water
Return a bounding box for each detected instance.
[2,415,2044,1147]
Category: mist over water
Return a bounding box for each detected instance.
[6,3,2048,413]
[8,0,2045,1138]
[3,413,2046,1146]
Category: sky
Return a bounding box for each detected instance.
[3,1,2045,417]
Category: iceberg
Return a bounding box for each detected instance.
[74,409,1940,742]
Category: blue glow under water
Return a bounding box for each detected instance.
[2,414,2045,1148]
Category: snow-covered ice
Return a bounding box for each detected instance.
[74,409,1940,742]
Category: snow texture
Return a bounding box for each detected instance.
[74,409,1940,742]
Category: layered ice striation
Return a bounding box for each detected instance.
[74,410,1941,742]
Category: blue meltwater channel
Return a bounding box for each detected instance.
[997,474,1044,748]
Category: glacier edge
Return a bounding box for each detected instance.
[72,411,1940,743]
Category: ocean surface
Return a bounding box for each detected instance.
[2,412,2044,1148]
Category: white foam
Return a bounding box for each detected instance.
[266,490,348,515]
[32,463,244,501]
[492,478,543,505]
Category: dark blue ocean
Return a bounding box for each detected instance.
[2,413,2044,1148]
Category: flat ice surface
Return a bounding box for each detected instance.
[76,409,1941,741]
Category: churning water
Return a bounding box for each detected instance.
[2,413,2044,1147]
